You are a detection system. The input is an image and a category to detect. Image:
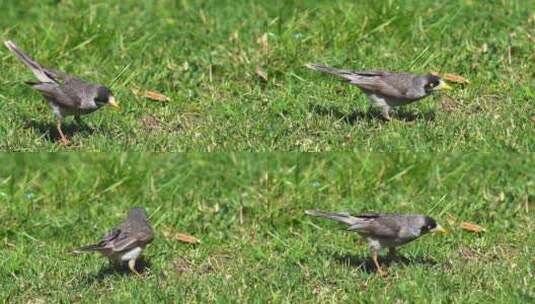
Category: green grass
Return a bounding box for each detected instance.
[1,0,533,151]
[1,153,533,302]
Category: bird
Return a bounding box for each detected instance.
[306,63,452,120]
[305,210,446,276]
[4,40,119,144]
[72,208,154,275]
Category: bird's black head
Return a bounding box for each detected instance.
[423,75,442,93]
[421,216,438,233]
[94,86,119,108]
[94,86,112,104]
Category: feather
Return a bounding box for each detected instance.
[4,40,55,83]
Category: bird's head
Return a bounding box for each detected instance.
[422,74,452,94]
[128,207,148,220]
[94,86,119,109]
[420,216,447,235]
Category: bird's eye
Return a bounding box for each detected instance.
[425,81,439,90]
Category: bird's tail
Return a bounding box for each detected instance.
[305,63,356,80]
[305,210,356,226]
[71,243,102,254]
[4,40,54,83]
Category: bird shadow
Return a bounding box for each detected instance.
[396,110,436,122]
[23,117,94,144]
[308,103,382,124]
[308,103,435,124]
[332,252,437,275]
[79,258,152,285]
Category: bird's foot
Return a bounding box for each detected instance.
[379,106,392,121]
[56,120,70,145]
[128,259,142,277]
[372,253,387,276]
[59,137,70,145]
[381,112,392,121]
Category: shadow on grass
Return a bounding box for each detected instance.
[22,116,94,144]
[333,252,437,275]
[308,103,435,123]
[80,258,152,284]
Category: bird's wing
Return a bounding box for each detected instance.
[351,71,386,77]
[43,69,72,82]
[72,228,121,253]
[138,229,155,243]
[110,229,155,252]
[346,72,414,98]
[349,212,382,218]
[113,218,154,252]
[109,232,140,252]
[305,210,359,225]
[306,63,357,76]
[347,214,401,238]
[306,64,387,86]
[101,228,122,242]
[310,67,412,99]
[27,81,82,108]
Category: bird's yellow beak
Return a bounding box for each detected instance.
[108,96,120,109]
[432,224,447,234]
[433,80,453,91]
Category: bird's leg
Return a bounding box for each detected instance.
[56,119,69,145]
[381,106,392,121]
[372,252,386,276]
[128,259,141,276]
[368,240,386,276]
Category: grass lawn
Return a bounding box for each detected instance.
[1,0,533,151]
[1,153,533,302]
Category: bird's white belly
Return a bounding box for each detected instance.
[47,100,98,118]
[368,237,414,251]
[368,94,390,108]
[367,93,417,108]
[120,247,142,261]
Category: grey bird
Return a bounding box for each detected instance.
[73,208,154,275]
[306,63,452,120]
[305,210,446,276]
[4,40,119,144]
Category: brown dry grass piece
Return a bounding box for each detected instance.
[132,88,170,102]
[162,228,200,244]
[431,71,470,84]
[459,222,486,233]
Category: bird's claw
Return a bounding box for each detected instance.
[128,259,142,277]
